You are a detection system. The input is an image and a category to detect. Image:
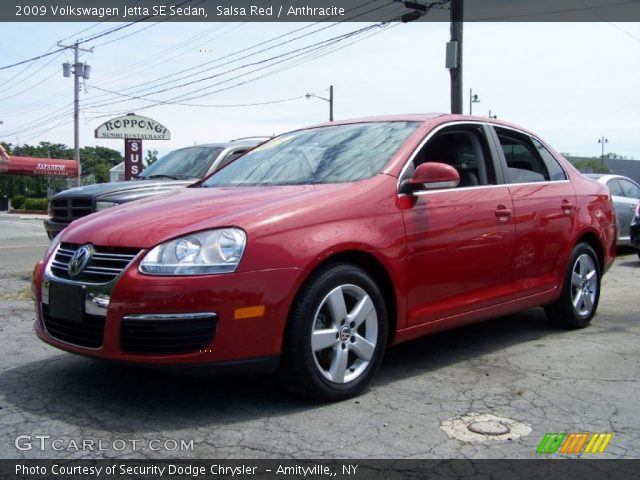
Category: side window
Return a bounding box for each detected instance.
[532,139,566,181]
[411,125,496,187]
[217,150,248,170]
[606,179,624,197]
[495,127,550,184]
[618,179,640,199]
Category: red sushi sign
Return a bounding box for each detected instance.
[0,145,78,177]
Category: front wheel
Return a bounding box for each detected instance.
[280,264,388,401]
[544,243,601,328]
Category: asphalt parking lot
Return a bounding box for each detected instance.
[1,213,638,460]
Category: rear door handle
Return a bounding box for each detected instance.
[495,206,512,222]
[561,200,575,214]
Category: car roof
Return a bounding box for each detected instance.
[302,113,541,138]
[175,139,266,150]
[587,173,637,184]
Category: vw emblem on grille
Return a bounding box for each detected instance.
[68,244,93,277]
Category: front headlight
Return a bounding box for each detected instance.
[139,228,246,276]
[96,201,119,211]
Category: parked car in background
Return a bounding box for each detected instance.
[43,138,266,239]
[586,174,640,246]
[630,201,640,259]
[33,114,616,401]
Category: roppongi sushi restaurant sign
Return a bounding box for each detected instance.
[95,114,170,180]
[95,114,170,140]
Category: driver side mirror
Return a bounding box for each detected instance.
[402,162,460,193]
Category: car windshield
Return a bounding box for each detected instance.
[138,146,223,180]
[203,122,420,187]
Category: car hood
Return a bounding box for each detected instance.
[61,182,369,249]
[52,179,194,202]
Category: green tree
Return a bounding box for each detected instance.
[79,146,124,183]
[145,148,158,167]
[571,159,611,174]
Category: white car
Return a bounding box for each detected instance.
[587,174,640,245]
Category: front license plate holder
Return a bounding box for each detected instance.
[49,282,85,323]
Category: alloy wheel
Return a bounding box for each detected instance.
[310,284,378,384]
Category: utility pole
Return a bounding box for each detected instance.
[449,0,464,114]
[59,41,92,187]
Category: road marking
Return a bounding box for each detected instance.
[0,220,43,228]
[0,244,48,250]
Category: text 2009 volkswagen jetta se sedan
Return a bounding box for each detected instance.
[33,114,616,401]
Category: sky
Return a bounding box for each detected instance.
[1,20,639,160]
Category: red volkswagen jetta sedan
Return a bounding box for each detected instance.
[33,114,616,400]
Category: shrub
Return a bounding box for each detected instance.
[23,198,48,211]
[11,195,26,210]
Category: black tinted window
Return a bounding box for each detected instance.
[412,126,496,187]
[495,127,549,184]
[533,139,566,181]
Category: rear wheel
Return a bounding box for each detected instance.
[280,264,388,401]
[544,243,601,328]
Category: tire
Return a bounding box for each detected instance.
[279,264,388,401]
[544,243,601,328]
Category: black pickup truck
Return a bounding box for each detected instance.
[44,138,264,239]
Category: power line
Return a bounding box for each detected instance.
[86,91,310,111]
[3,0,400,140]
[84,22,390,112]
[82,1,396,108]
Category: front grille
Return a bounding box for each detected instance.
[121,316,217,354]
[50,243,140,284]
[51,197,93,222]
[42,305,105,348]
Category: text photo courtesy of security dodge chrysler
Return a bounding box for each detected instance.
[32,114,616,401]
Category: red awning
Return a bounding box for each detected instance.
[0,156,78,177]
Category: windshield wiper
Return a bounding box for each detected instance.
[145,174,180,180]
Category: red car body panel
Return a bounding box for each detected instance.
[32,114,616,369]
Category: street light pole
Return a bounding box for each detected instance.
[305,85,334,122]
[469,88,480,115]
[598,136,608,168]
[329,85,333,122]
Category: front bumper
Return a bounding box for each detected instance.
[33,256,304,368]
[43,218,70,240]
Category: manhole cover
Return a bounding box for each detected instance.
[468,420,510,436]
[441,413,531,443]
